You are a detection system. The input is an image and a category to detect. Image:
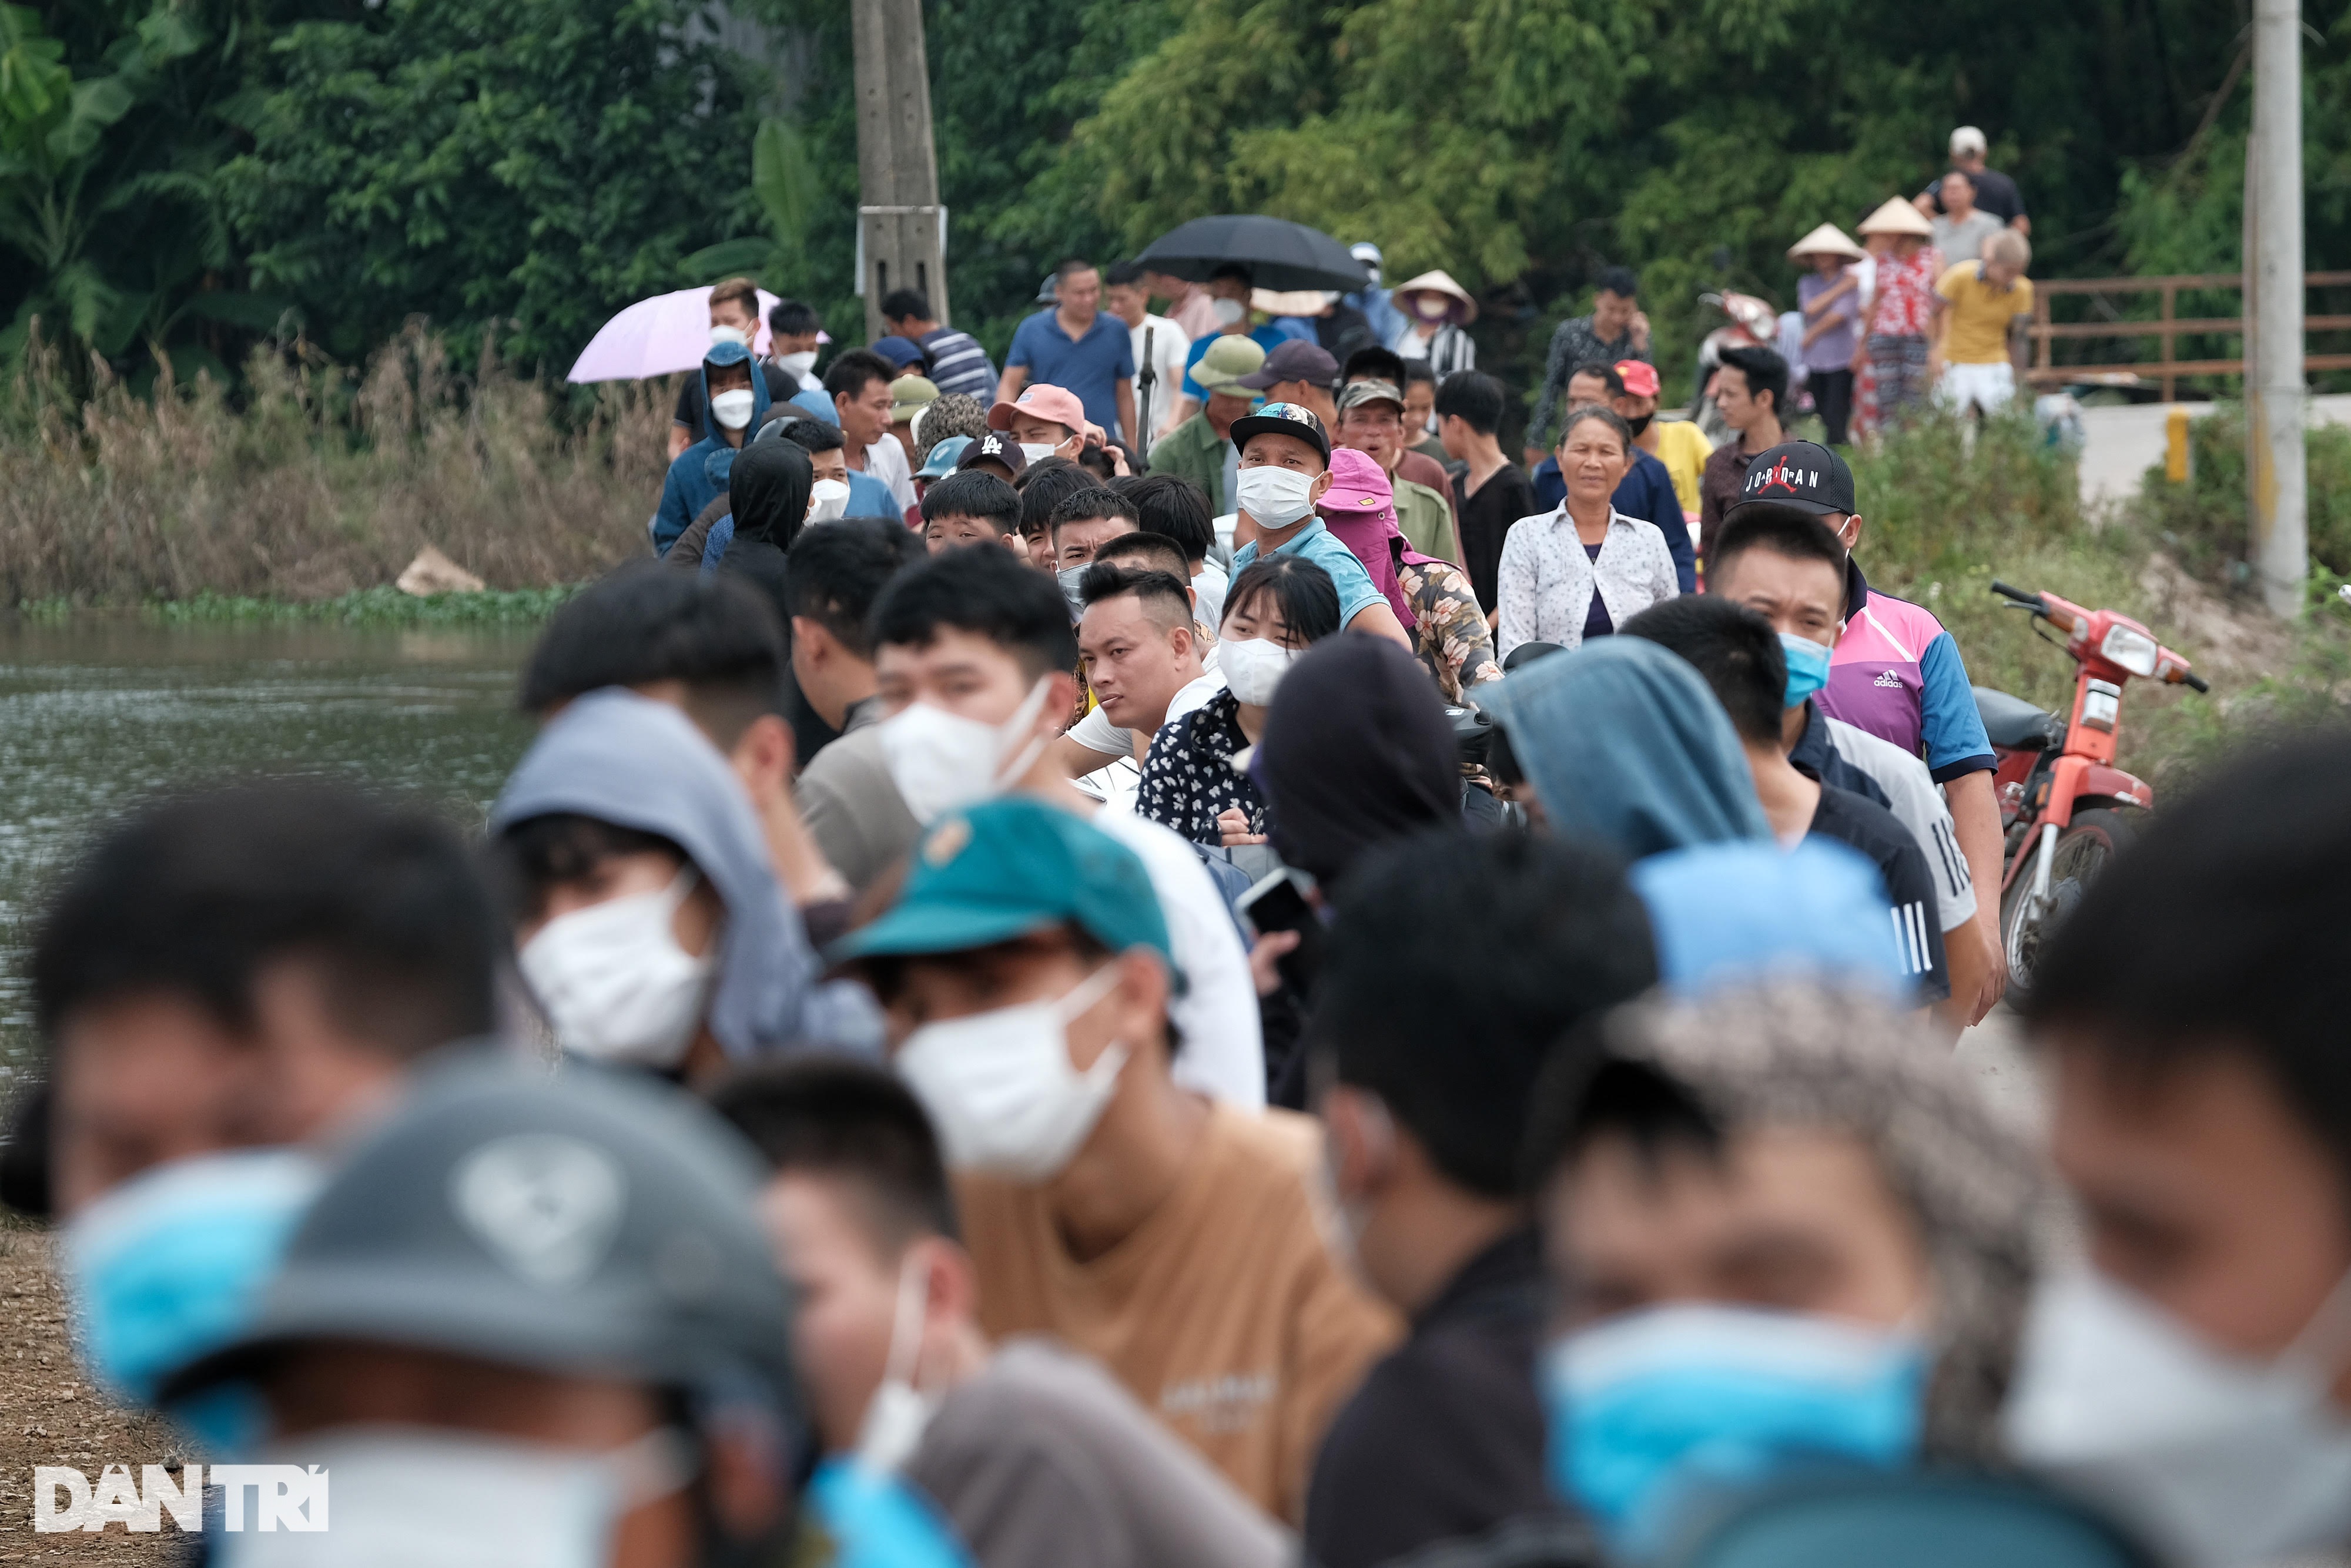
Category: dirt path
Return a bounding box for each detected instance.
[0,1226,184,1565]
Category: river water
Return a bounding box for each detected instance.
[0,619,537,1077]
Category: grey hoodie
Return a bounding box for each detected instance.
[490,687,879,1058]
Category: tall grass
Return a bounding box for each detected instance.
[1835,406,2351,793]
[1,354,2343,792]
[2131,401,2351,583]
[1844,410,2151,713]
[0,326,669,605]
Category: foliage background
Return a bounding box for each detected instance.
[1,0,2345,437]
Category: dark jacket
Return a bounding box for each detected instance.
[653,341,772,555]
[1304,1229,1559,1568]
[1148,410,1232,515]
[667,495,734,571]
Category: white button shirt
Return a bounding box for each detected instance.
[1494,505,1680,662]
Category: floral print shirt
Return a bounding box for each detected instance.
[1398,555,1502,705]
[1136,689,1266,846]
[1868,246,1943,339]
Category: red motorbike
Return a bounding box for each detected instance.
[1975,581,2208,983]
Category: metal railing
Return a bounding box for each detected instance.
[2027,271,2351,400]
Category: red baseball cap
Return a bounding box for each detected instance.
[989,384,1086,433]
[1318,447,1394,515]
[1615,360,1661,398]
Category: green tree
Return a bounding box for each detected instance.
[1032,0,2338,418]
[220,0,768,371]
[0,1,278,390]
[724,0,1175,357]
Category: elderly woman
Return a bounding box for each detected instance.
[1857,197,1942,424]
[1527,979,2043,1559]
[1494,406,1679,662]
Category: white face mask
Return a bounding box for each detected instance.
[776,349,819,377]
[2004,1266,2351,1566]
[1210,296,1247,327]
[709,323,752,349]
[1019,441,1060,464]
[895,963,1128,1181]
[1218,635,1295,706]
[806,478,852,523]
[876,676,1055,825]
[518,869,715,1068]
[709,388,756,430]
[1235,464,1317,530]
[216,1426,692,1568]
[854,1253,938,1474]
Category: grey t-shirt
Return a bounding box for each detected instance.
[906,1338,1290,1568]
[1931,210,2005,268]
[796,699,922,894]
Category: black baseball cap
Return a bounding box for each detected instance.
[1228,401,1331,463]
[1729,440,1856,518]
[956,429,1030,478]
[1236,339,1339,393]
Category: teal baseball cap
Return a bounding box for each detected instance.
[915,434,973,480]
[830,798,1177,977]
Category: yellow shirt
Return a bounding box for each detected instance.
[1935,262,2034,366]
[1650,419,1713,516]
[958,1104,1401,1524]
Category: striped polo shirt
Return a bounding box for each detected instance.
[917,326,997,401]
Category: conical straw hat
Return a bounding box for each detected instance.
[1391,269,1478,325]
[1789,223,1866,261]
[1857,197,1933,238]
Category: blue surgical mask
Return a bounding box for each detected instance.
[1543,1303,1925,1559]
[1780,632,1833,706]
[62,1148,321,1413]
[1058,564,1090,622]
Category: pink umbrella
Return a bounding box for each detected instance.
[565,286,831,383]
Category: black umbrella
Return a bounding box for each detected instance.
[1133,215,1372,293]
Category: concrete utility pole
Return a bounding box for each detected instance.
[850,0,948,345]
[2249,0,2306,619]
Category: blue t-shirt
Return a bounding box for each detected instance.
[1005,308,1136,438]
[1917,631,1995,779]
[845,470,898,519]
[1231,517,1387,629]
[1181,326,1287,403]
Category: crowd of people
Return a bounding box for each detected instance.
[12,123,2332,1568]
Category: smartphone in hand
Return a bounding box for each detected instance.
[1237,867,1325,996]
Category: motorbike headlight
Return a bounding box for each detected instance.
[2101,623,2159,678]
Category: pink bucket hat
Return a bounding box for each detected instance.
[1319,446,1395,517]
